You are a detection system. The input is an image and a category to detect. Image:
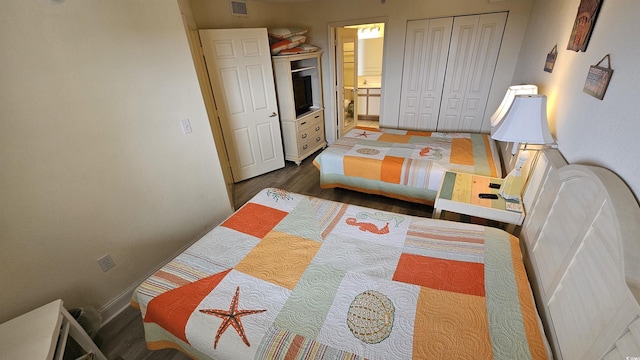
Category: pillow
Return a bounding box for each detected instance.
[270,35,306,55]
[298,43,319,52]
[278,47,304,56]
[268,27,307,40]
[276,43,320,56]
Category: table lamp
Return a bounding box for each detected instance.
[491,94,555,200]
[490,85,538,127]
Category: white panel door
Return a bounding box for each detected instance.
[398,18,453,130]
[437,13,507,132]
[200,28,284,182]
[337,27,359,136]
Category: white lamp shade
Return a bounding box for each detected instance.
[490,94,554,145]
[490,85,538,127]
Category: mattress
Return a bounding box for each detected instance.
[313,127,502,205]
[132,188,547,360]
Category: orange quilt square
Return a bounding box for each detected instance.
[393,253,484,296]
[406,130,433,137]
[222,203,288,239]
[413,287,491,359]
[377,133,411,143]
[344,155,382,180]
[235,231,321,290]
[450,138,474,165]
[381,156,404,183]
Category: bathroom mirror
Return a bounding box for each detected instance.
[358,37,384,77]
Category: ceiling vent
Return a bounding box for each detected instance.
[230,0,248,17]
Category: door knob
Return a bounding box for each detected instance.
[269,112,278,117]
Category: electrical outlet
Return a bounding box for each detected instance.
[180,119,193,134]
[97,254,116,273]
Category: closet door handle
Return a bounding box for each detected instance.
[269,112,278,117]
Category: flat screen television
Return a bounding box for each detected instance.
[293,75,313,116]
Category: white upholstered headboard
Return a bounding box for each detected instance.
[521,151,640,359]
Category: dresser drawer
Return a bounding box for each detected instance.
[298,131,325,155]
[281,109,326,165]
[295,110,324,133]
[297,119,323,142]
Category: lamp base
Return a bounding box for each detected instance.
[499,170,523,200]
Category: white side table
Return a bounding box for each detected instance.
[433,171,525,233]
[0,299,107,360]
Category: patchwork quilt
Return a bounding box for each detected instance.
[132,189,548,360]
[313,128,501,205]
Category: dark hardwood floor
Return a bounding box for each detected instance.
[94,306,190,360]
[94,150,433,359]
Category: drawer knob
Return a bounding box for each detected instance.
[314,115,320,119]
[303,144,308,150]
[316,137,321,141]
[300,121,307,126]
[301,133,307,138]
[315,126,320,131]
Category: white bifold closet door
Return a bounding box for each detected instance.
[398,17,452,131]
[399,13,507,132]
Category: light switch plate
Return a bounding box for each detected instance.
[180,119,192,134]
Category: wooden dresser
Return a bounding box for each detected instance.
[272,52,326,165]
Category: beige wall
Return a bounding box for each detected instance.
[188,0,534,142]
[189,0,292,29]
[0,0,233,323]
[512,0,640,199]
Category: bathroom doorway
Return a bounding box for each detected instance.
[331,21,385,138]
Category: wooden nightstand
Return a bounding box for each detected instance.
[433,171,525,233]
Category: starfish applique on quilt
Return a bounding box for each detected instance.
[199,286,266,349]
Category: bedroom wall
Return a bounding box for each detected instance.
[189,0,293,29]
[0,0,233,323]
[512,0,640,200]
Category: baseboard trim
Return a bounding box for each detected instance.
[98,282,139,326]
[97,223,220,328]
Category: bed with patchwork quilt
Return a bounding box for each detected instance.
[313,127,502,205]
[132,188,547,359]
